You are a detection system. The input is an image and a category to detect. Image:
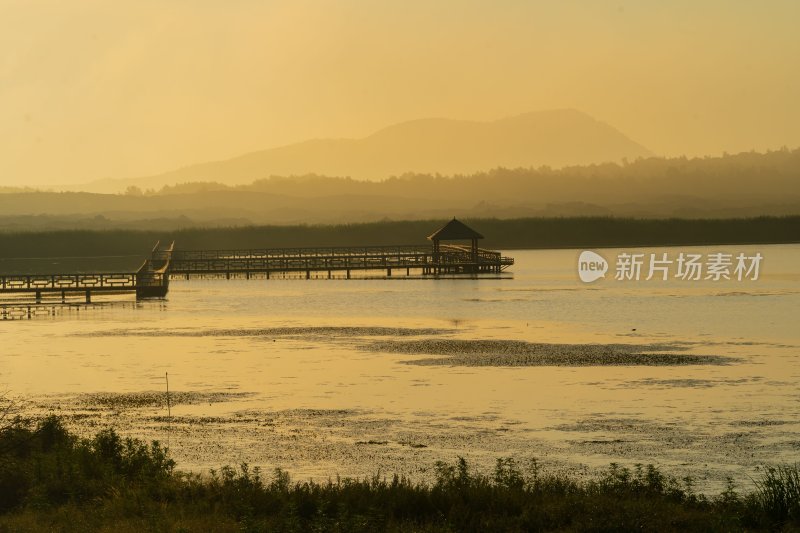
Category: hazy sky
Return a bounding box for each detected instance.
[2,0,799,186]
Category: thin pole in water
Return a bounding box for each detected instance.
[165,372,171,447]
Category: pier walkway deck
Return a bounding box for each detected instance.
[1,221,514,302]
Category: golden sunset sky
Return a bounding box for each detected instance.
[1,0,798,186]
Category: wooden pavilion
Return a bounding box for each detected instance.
[428,218,484,265]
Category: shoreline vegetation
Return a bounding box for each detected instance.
[0,216,798,262]
[1,417,798,532]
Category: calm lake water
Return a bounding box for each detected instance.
[2,244,799,493]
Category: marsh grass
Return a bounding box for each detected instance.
[1,416,798,532]
[754,464,800,525]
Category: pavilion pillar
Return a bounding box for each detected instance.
[471,237,478,272]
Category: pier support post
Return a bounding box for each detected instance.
[35,290,41,303]
[346,269,351,279]
[387,268,392,277]
[61,290,66,303]
[306,270,310,280]
[327,270,331,279]
[85,290,91,304]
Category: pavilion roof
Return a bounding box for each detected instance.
[427,218,484,241]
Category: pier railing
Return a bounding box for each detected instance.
[171,245,433,261]
[439,244,514,265]
[172,245,418,274]
[169,244,512,274]
[0,272,138,292]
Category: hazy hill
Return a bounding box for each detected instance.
[2,149,797,230]
[84,110,651,193]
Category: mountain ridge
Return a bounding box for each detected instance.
[83,109,652,193]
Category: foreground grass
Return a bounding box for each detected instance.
[1,417,799,532]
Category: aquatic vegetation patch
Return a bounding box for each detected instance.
[364,339,735,366]
[62,391,255,410]
[78,325,452,338]
[628,377,761,388]
[734,419,794,427]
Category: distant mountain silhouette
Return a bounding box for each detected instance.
[87,109,651,192]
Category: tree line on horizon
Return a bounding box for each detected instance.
[0,217,797,267]
[0,148,797,228]
[151,146,800,200]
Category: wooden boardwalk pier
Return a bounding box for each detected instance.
[1,220,513,302]
[169,244,513,280]
[0,242,172,303]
